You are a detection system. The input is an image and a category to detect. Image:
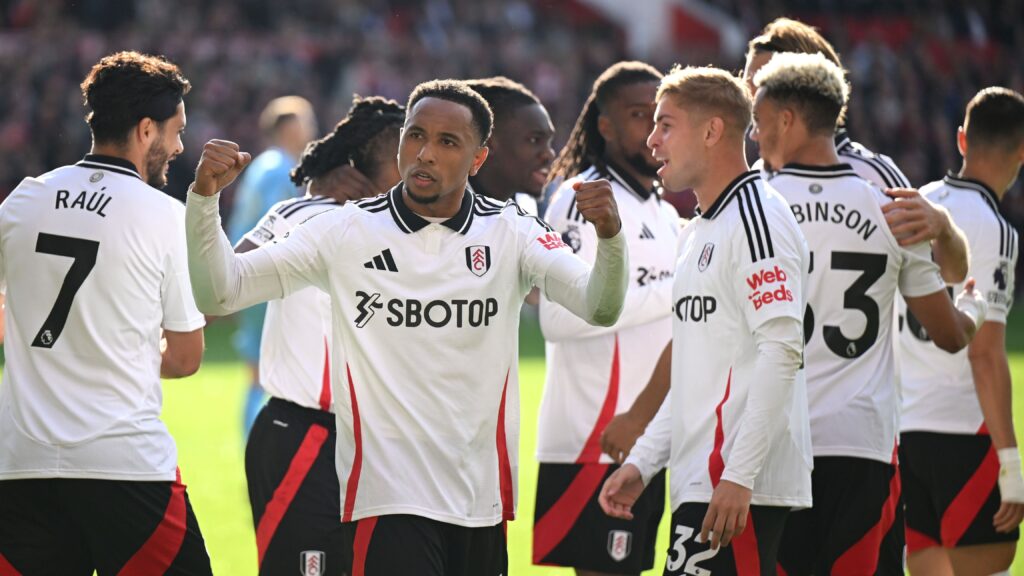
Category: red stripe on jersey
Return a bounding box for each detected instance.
[342,363,364,522]
[905,525,940,553]
[940,432,998,546]
[732,513,760,575]
[709,368,732,486]
[576,336,620,463]
[831,446,901,574]
[776,562,789,576]
[318,337,331,411]
[117,468,188,576]
[496,369,515,521]
[0,553,22,575]
[352,516,378,576]
[255,424,328,567]
[532,463,609,563]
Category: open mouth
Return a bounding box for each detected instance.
[530,167,550,186]
[411,169,436,186]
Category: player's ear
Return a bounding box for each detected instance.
[704,116,725,148]
[469,145,489,176]
[597,113,615,143]
[956,126,967,157]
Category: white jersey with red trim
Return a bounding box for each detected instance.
[631,172,813,508]
[243,195,341,411]
[187,183,626,528]
[0,155,205,481]
[536,164,679,464]
[900,174,1019,434]
[772,164,945,463]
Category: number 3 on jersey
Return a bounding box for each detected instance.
[666,524,718,575]
[803,251,887,358]
[32,233,100,349]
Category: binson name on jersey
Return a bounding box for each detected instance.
[789,201,878,240]
[747,265,794,310]
[55,189,112,217]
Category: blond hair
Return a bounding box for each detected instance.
[656,65,752,138]
[747,18,841,67]
[259,95,315,136]
[754,52,850,135]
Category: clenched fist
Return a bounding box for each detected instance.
[192,139,252,197]
[574,179,622,239]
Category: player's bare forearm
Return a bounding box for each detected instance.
[932,219,970,284]
[969,323,1017,450]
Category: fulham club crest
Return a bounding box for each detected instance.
[607,530,632,562]
[300,550,325,576]
[466,245,491,277]
[698,242,715,272]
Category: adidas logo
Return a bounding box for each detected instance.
[639,223,655,240]
[363,248,398,272]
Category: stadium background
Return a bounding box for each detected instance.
[3,0,1024,573]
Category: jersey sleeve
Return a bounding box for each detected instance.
[969,220,1018,324]
[160,203,205,332]
[241,204,292,248]
[897,239,946,298]
[731,210,807,332]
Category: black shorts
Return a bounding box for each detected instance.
[777,456,903,576]
[0,471,211,576]
[339,515,506,575]
[665,502,788,576]
[900,431,1019,553]
[532,462,665,573]
[246,397,343,576]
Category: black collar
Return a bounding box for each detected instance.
[603,160,657,201]
[834,129,852,151]
[699,170,761,220]
[388,183,475,234]
[777,162,857,178]
[76,154,142,180]
[944,172,1001,217]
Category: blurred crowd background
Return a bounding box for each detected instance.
[2,0,1022,256]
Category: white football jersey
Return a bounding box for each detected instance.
[900,174,1018,434]
[537,164,678,464]
[633,172,813,508]
[772,164,945,463]
[188,184,617,528]
[757,131,912,190]
[244,195,341,411]
[0,155,204,481]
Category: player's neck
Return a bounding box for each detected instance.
[89,143,144,177]
[782,138,841,168]
[694,153,750,214]
[960,159,1010,200]
[403,182,467,219]
[469,172,514,203]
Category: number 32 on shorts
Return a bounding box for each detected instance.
[665,524,718,576]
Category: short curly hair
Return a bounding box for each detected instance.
[80,51,190,145]
[754,52,850,136]
[406,79,493,145]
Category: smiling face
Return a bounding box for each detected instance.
[487,102,555,198]
[646,95,706,191]
[142,101,185,189]
[397,97,488,208]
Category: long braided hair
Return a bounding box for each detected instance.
[549,61,662,182]
[290,95,405,186]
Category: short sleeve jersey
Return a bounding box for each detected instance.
[537,164,679,464]
[249,184,590,527]
[0,155,205,481]
[900,174,1019,434]
[772,164,945,463]
[669,171,812,508]
[244,196,341,411]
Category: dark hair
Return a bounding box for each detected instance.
[747,18,842,67]
[290,96,405,186]
[406,79,493,145]
[80,51,191,145]
[464,76,540,128]
[965,87,1024,153]
[550,61,662,181]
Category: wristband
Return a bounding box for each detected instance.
[997,447,1024,503]
[955,289,987,330]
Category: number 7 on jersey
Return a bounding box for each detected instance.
[32,233,100,349]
